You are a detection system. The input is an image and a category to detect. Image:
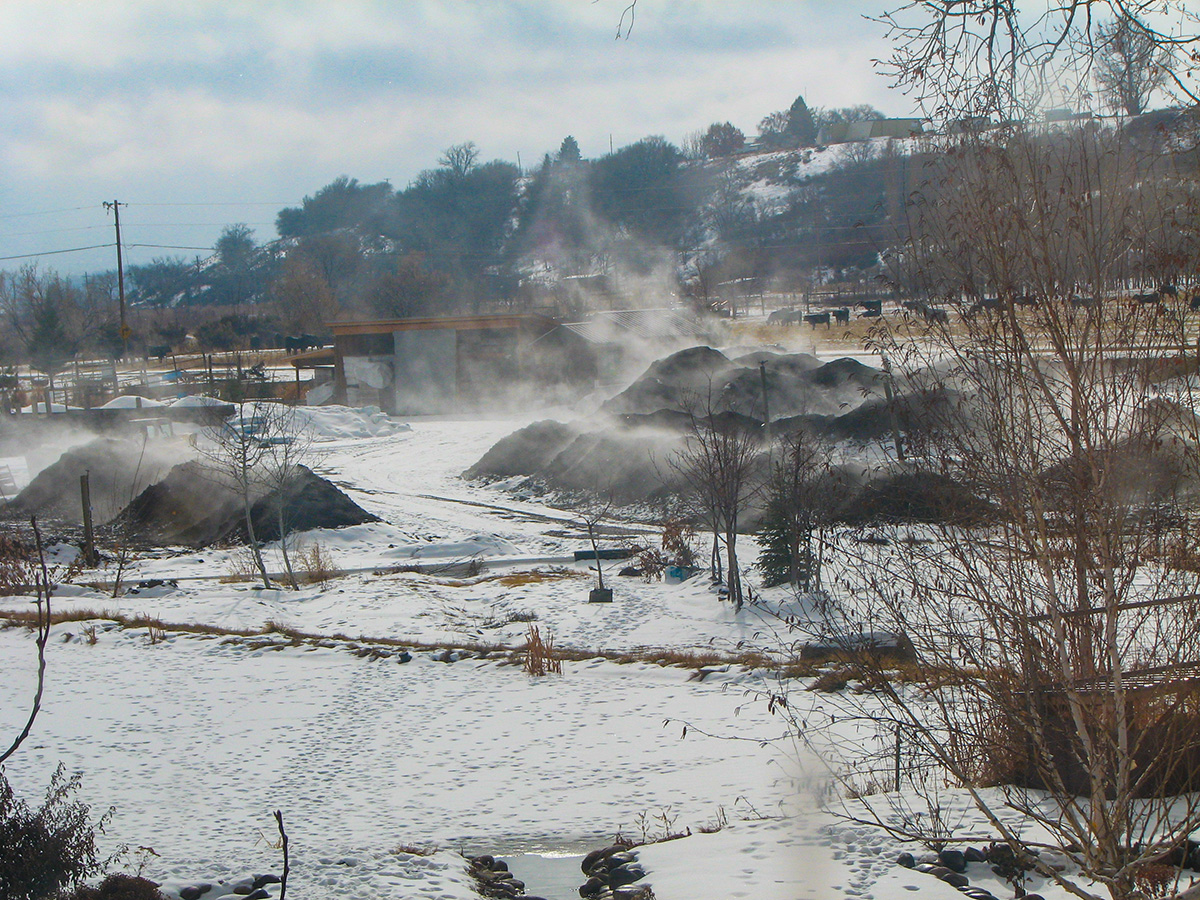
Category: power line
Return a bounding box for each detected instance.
[0,205,93,222]
[126,243,216,251]
[0,225,110,238]
[129,201,295,208]
[0,243,114,262]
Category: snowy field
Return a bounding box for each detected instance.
[0,399,1102,899]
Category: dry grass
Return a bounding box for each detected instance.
[221,547,260,583]
[0,606,845,678]
[392,843,439,857]
[523,624,563,676]
[494,569,581,587]
[298,541,343,587]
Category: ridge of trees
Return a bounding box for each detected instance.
[2,85,1190,364]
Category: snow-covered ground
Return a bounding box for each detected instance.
[0,401,1120,900]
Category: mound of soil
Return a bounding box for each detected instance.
[114,461,377,547]
[601,346,883,419]
[835,470,994,525]
[9,437,191,525]
[464,420,583,479]
[601,347,735,415]
[539,428,685,504]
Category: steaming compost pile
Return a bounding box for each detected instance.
[468,347,975,520]
[113,460,378,547]
[6,437,192,525]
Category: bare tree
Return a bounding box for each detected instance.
[1,520,52,766]
[196,402,279,587]
[257,406,318,590]
[874,1,1199,121]
[1095,15,1175,115]
[670,392,762,609]
[438,142,479,179]
[786,126,1200,900]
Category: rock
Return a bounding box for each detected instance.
[613,886,655,900]
[608,862,646,887]
[244,891,269,900]
[897,852,916,868]
[180,889,203,900]
[251,875,280,889]
[582,846,623,875]
[492,859,508,872]
[938,848,968,872]
[230,879,255,895]
[964,847,987,863]
[1023,895,1046,900]
[914,863,939,874]
[580,874,607,896]
[938,871,969,888]
[471,855,495,869]
[597,851,636,872]
[618,566,642,577]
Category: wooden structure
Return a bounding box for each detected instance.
[327,315,561,414]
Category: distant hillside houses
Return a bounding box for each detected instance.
[817,118,925,145]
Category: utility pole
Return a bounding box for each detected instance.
[103,200,129,358]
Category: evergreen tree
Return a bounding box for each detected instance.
[557,135,582,164]
[785,95,818,146]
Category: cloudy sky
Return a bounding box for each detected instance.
[0,1,910,276]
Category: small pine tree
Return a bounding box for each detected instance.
[755,493,815,589]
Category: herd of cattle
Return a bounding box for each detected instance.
[144,333,326,362]
[769,286,1200,328]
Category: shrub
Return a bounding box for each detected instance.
[64,874,166,900]
[0,535,35,596]
[0,766,110,900]
[299,542,343,587]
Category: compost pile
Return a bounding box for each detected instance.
[8,437,191,525]
[113,461,378,547]
[468,346,988,523]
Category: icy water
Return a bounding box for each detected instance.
[500,853,585,900]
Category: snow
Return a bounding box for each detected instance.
[169,393,229,408]
[0,404,1138,900]
[97,394,169,409]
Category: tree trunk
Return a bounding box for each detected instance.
[278,504,298,589]
[726,523,742,610]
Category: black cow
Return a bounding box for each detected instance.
[804,312,831,328]
[859,299,882,318]
[285,334,324,354]
[1133,284,1178,306]
[923,306,949,324]
[145,345,171,362]
[832,308,850,326]
[1070,295,1099,309]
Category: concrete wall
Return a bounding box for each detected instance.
[393,328,457,414]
